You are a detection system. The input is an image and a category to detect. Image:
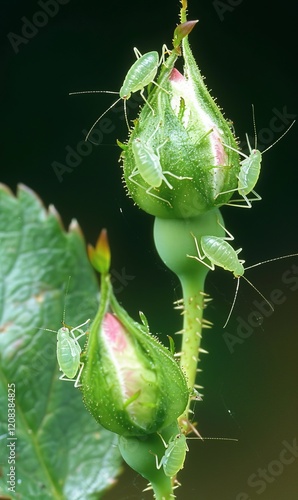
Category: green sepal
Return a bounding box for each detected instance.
[118,421,180,499]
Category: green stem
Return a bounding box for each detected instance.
[148,476,174,500]
[178,272,206,421]
[153,209,225,424]
[180,0,188,24]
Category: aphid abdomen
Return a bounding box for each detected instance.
[201,236,239,273]
[163,434,187,477]
[132,139,162,187]
[57,331,80,378]
[131,52,158,89]
[239,150,262,196]
[120,51,159,98]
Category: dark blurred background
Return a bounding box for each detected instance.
[1,1,298,499]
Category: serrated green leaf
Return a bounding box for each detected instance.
[0,184,122,500]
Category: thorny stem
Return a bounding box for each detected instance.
[147,474,174,500]
[180,0,188,24]
[177,276,208,425]
[153,210,225,428]
[152,0,229,430]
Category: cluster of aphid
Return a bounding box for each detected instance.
[45,7,296,493]
[70,31,296,329]
[186,112,296,326]
[70,43,196,208]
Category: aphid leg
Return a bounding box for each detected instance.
[59,361,85,388]
[159,43,172,66]
[69,318,90,342]
[139,83,170,114]
[128,170,173,206]
[74,362,85,388]
[214,184,239,199]
[134,44,170,67]
[150,80,171,95]
[139,88,155,114]
[225,189,262,208]
[157,432,168,448]
[148,435,167,470]
[162,171,193,186]
[217,185,262,208]
[215,181,258,208]
[216,221,246,266]
[154,454,164,471]
[187,233,215,270]
[146,186,173,206]
[215,219,234,241]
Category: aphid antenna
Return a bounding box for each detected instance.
[224,252,298,328]
[224,272,274,329]
[227,113,295,158]
[251,103,257,150]
[37,327,57,334]
[36,277,72,334]
[69,90,118,96]
[187,436,238,442]
[261,119,296,154]
[69,90,122,143]
[241,104,257,152]
[61,275,71,326]
[244,252,298,271]
[223,277,240,329]
[247,104,295,154]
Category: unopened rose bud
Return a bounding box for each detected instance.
[82,231,189,436]
[120,20,240,218]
